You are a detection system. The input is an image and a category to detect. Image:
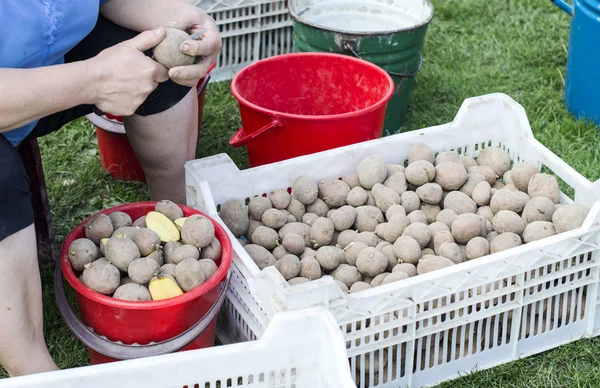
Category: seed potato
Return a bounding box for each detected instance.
[219,199,250,237]
[248,196,272,221]
[490,232,522,254]
[356,155,387,190]
[401,191,421,213]
[492,210,525,235]
[85,214,114,245]
[528,174,560,204]
[416,256,455,275]
[436,209,458,229]
[523,221,556,243]
[315,246,344,271]
[155,200,184,221]
[468,166,497,185]
[465,237,490,260]
[306,198,330,217]
[175,258,205,292]
[394,263,417,277]
[244,244,276,269]
[510,162,538,192]
[443,191,477,215]
[109,212,132,229]
[354,206,384,232]
[371,183,401,212]
[416,183,443,204]
[347,187,369,207]
[274,255,301,280]
[552,204,590,233]
[476,147,512,177]
[293,176,319,205]
[341,173,361,189]
[408,143,434,164]
[393,236,422,264]
[407,210,428,225]
[329,206,357,232]
[68,238,100,271]
[405,160,435,186]
[252,226,280,250]
[402,222,431,249]
[383,172,408,195]
[356,247,388,277]
[318,179,350,207]
[434,162,468,191]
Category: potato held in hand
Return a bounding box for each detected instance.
[152,28,200,69]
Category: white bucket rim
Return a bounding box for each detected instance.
[289,0,435,35]
[85,113,126,135]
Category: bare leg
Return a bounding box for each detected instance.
[0,224,58,376]
[123,87,198,204]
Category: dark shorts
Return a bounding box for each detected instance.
[0,15,192,242]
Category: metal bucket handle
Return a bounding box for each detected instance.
[336,35,423,77]
[54,262,230,360]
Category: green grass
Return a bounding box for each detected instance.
[3,0,600,384]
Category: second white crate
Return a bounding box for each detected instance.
[0,309,355,388]
[186,93,600,387]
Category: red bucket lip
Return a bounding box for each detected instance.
[59,202,232,311]
[230,52,395,121]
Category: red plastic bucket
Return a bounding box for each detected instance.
[229,52,394,167]
[55,201,232,365]
[89,64,214,182]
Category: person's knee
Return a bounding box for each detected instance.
[134,79,194,117]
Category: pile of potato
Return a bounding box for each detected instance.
[218,143,591,293]
[67,201,221,301]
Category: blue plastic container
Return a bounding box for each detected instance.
[552,0,600,126]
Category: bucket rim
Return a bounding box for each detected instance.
[288,0,434,36]
[59,201,233,310]
[230,52,395,122]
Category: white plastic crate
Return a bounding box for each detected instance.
[184,93,600,387]
[193,0,294,82]
[0,309,355,388]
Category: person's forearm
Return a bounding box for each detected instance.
[0,62,95,133]
[100,0,202,32]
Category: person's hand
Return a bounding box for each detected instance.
[166,10,222,86]
[89,27,169,116]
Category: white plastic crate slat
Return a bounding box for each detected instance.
[0,309,355,388]
[194,0,293,81]
[184,93,600,387]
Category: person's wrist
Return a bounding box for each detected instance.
[81,57,102,106]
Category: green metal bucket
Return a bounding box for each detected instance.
[289,0,434,135]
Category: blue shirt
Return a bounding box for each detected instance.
[1,0,109,146]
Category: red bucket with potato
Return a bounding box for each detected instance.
[55,201,232,365]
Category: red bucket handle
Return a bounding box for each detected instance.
[229,118,284,147]
[54,263,230,360]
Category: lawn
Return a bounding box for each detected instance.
[3,0,600,385]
